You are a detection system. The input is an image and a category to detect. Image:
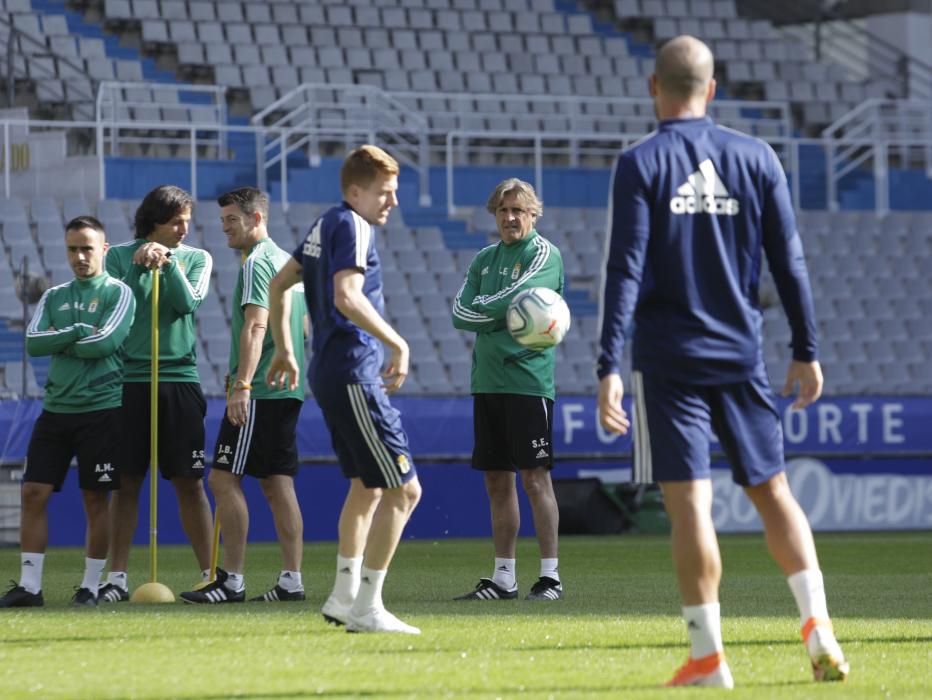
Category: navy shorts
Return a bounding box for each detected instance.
[630,365,784,487]
[314,381,416,489]
[472,393,555,472]
[25,408,122,492]
[121,381,207,480]
[212,398,302,478]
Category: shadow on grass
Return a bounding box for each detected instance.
[348,633,932,655]
[515,634,932,652]
[163,678,819,699]
[5,632,930,651]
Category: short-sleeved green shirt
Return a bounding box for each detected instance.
[230,237,305,400]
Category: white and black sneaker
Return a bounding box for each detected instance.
[526,576,563,601]
[454,578,518,601]
[321,595,352,626]
[249,584,305,602]
[180,568,245,604]
[0,582,44,608]
[71,587,98,607]
[346,607,421,635]
[97,582,129,603]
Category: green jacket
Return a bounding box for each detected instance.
[105,240,211,382]
[26,272,136,413]
[452,230,564,399]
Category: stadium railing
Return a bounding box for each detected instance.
[443,129,910,217]
[250,83,432,206]
[822,99,932,212]
[96,80,229,158]
[248,83,789,209]
[0,17,97,120]
[0,88,925,218]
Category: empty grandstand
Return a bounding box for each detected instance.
[1,0,931,401]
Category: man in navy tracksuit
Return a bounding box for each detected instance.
[597,36,849,687]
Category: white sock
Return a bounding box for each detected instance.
[107,571,128,590]
[351,566,386,613]
[225,572,244,592]
[491,557,516,589]
[787,569,830,626]
[20,552,44,594]
[683,602,724,659]
[81,558,107,594]
[540,557,559,582]
[332,555,362,604]
[278,570,303,592]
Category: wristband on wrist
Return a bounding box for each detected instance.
[233,379,252,391]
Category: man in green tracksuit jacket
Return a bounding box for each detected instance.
[99,185,214,601]
[452,178,566,603]
[0,216,135,608]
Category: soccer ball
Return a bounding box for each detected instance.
[506,287,571,350]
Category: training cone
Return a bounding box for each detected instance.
[131,582,175,604]
[190,580,211,591]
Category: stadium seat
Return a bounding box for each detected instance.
[104,0,132,20]
[414,359,452,394]
[3,361,41,396]
[408,271,440,297]
[2,0,923,398]
[35,223,61,254]
[447,359,471,392]
[177,42,206,65]
[28,197,60,227]
[418,295,450,320]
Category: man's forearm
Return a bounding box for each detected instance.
[236,322,266,383]
[268,284,294,356]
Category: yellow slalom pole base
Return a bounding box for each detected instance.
[131,581,175,604]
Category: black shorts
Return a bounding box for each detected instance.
[122,381,207,480]
[25,408,122,492]
[212,398,302,478]
[472,393,555,472]
[314,381,416,489]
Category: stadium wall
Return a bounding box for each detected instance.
[104,155,932,214]
[103,157,613,210]
[1,396,930,546]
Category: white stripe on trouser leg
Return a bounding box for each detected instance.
[346,385,401,488]
[231,400,257,476]
[632,371,653,483]
[541,397,549,428]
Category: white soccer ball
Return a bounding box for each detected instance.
[506,287,571,351]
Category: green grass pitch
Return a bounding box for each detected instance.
[1,532,929,698]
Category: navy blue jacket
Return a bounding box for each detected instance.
[597,116,817,384]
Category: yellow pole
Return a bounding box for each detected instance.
[131,266,173,602]
[190,511,221,591]
[149,267,159,583]
[209,514,221,582]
